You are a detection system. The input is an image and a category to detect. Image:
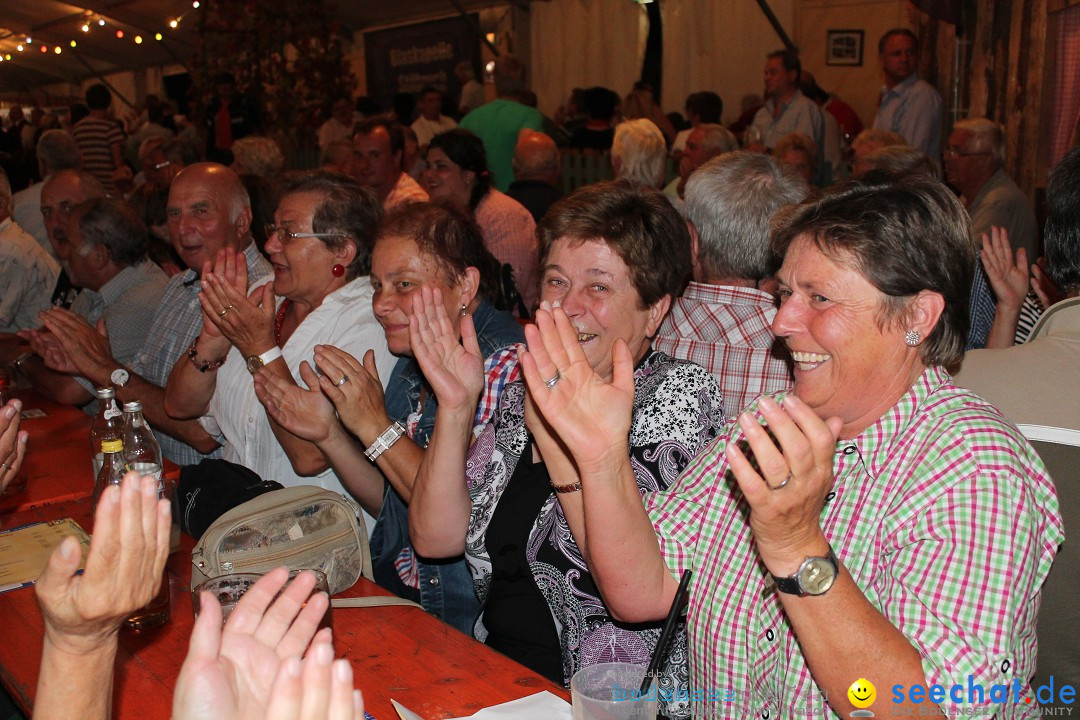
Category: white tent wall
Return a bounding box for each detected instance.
[530,0,648,118]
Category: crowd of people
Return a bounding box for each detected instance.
[0,23,1073,720]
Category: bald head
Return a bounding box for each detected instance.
[512,129,560,186]
[167,163,253,271]
[41,169,107,260]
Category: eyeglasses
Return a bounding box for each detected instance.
[152,160,172,171]
[945,147,990,159]
[265,224,344,244]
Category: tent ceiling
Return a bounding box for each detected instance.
[0,0,522,96]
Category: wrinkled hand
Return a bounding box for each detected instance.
[265,634,364,720]
[311,346,389,444]
[1032,256,1066,310]
[254,361,340,445]
[979,227,1028,311]
[409,286,484,413]
[39,309,115,382]
[519,303,635,472]
[22,327,63,361]
[200,272,276,357]
[724,395,843,574]
[1,400,28,493]
[173,567,331,720]
[196,248,254,343]
[35,472,170,654]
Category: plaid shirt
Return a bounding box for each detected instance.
[131,242,271,465]
[655,282,792,419]
[474,189,539,313]
[646,366,1062,719]
[383,172,429,211]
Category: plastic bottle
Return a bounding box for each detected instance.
[89,388,124,477]
[122,400,163,487]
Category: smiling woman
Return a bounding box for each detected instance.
[407,181,724,719]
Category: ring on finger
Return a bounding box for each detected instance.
[0,462,9,471]
[545,370,561,389]
[765,473,792,491]
[336,374,350,387]
[217,304,235,318]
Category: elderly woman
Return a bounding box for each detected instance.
[163,171,395,527]
[520,177,1063,718]
[423,129,539,314]
[775,131,817,186]
[252,202,523,634]
[612,118,667,189]
[408,182,724,718]
[229,136,285,178]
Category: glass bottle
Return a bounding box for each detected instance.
[89,388,123,477]
[91,438,126,511]
[121,400,163,488]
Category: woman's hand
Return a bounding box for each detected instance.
[979,226,1028,312]
[311,346,390,443]
[409,286,484,413]
[725,395,843,575]
[265,634,364,720]
[173,568,330,720]
[254,361,340,446]
[35,472,171,654]
[518,303,635,473]
[200,275,276,358]
[1032,256,1066,310]
[1,400,28,493]
[524,391,579,487]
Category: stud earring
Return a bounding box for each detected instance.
[331,264,345,277]
[904,329,921,347]
[459,304,467,317]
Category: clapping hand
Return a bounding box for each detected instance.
[199,248,276,357]
[409,286,484,413]
[254,361,340,445]
[38,310,115,383]
[0,400,28,493]
[979,227,1029,312]
[311,347,390,444]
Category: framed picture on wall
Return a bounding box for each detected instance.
[826,30,864,66]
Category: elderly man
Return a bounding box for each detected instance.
[749,50,824,159]
[351,118,428,211]
[945,119,1037,350]
[654,152,807,418]
[0,168,59,335]
[459,55,544,191]
[664,123,738,200]
[12,129,81,253]
[410,87,457,151]
[506,129,562,223]
[34,164,271,465]
[954,143,1080,714]
[38,170,107,309]
[16,198,168,408]
[872,28,943,161]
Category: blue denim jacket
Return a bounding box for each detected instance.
[369,301,524,634]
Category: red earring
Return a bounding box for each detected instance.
[332,264,345,277]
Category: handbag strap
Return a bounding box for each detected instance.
[331,596,423,610]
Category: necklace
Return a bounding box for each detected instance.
[274,299,292,346]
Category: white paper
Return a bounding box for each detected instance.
[446,691,573,720]
[390,699,426,720]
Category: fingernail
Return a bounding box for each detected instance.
[285,656,302,678]
[784,394,801,408]
[759,396,776,410]
[552,299,561,308]
[333,658,351,682]
[316,640,334,664]
[108,484,121,504]
[515,343,526,355]
[58,535,75,559]
[353,690,365,712]
[539,300,551,312]
[2,406,14,419]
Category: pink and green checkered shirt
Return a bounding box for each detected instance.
[646,366,1063,719]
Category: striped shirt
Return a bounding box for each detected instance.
[645,366,1062,719]
[654,282,792,419]
[71,116,125,194]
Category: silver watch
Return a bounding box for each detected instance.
[771,546,838,596]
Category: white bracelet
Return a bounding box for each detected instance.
[364,422,407,461]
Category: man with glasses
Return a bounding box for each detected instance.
[30,163,270,465]
[945,118,1037,350]
[872,28,942,161]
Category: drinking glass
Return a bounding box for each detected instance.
[571,662,658,720]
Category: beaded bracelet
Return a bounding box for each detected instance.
[187,338,227,373]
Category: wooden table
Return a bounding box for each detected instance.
[0,391,180,514]
[0,499,568,720]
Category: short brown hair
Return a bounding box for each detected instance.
[538,181,690,308]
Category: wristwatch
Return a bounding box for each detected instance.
[246,346,283,375]
[110,367,130,388]
[770,545,838,596]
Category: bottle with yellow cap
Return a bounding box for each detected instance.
[91,438,127,511]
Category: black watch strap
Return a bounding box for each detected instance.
[771,546,838,596]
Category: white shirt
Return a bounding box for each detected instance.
[410,114,457,149]
[205,276,396,534]
[11,180,49,255]
[0,216,59,333]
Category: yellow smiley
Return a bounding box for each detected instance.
[847,678,876,709]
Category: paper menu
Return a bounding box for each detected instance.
[392,691,572,720]
[0,518,90,593]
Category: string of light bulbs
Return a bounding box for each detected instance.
[0,2,202,64]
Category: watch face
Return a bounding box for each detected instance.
[246,356,263,374]
[800,557,837,595]
[111,368,129,386]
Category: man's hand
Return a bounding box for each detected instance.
[38,309,116,385]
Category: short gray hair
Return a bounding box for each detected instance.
[74,198,148,267]
[231,136,285,178]
[612,119,666,189]
[36,130,80,172]
[695,124,738,155]
[859,146,938,180]
[953,118,1005,167]
[685,151,808,281]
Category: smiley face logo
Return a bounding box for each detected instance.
[848,678,876,709]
